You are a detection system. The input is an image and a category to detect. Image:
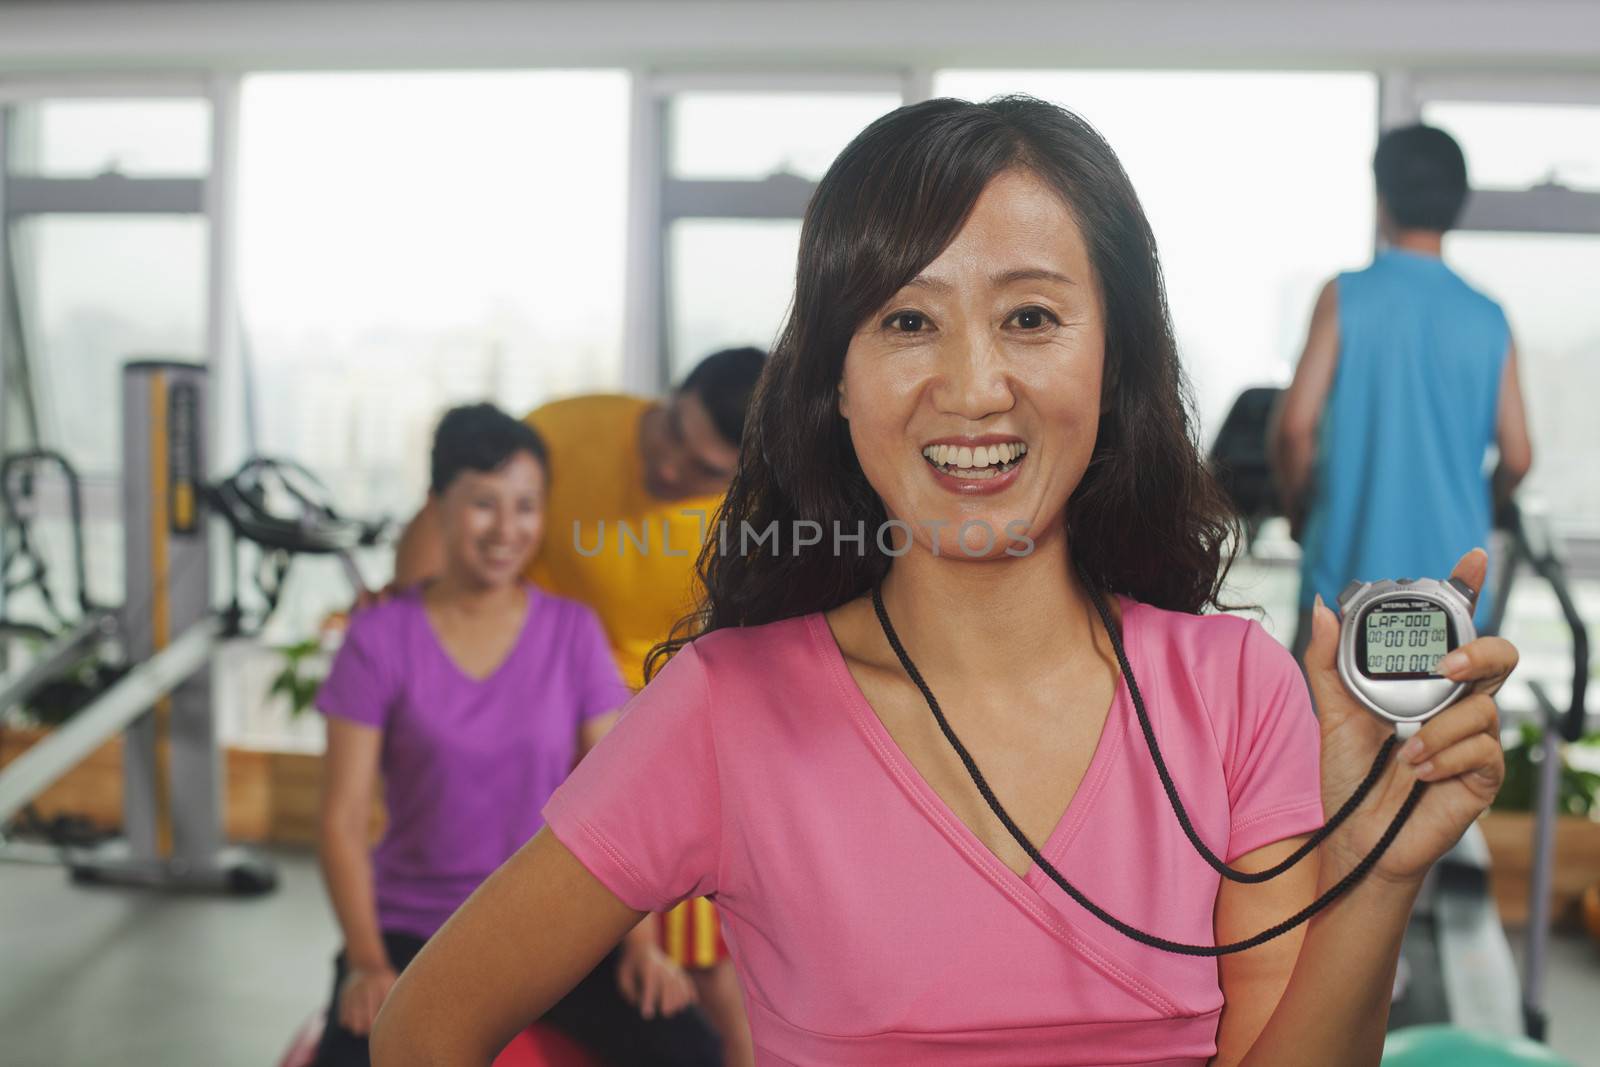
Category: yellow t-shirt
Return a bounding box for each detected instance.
[525,395,719,690]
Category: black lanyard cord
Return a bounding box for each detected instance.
[869,581,1427,956]
[1077,565,1394,884]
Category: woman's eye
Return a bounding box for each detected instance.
[886,311,927,333]
[1010,306,1058,330]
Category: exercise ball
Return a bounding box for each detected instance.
[1383,1026,1577,1066]
[492,1025,604,1067]
[277,1012,602,1067]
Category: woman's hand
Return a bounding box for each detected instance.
[616,935,697,1020]
[1305,548,1515,887]
[339,964,400,1036]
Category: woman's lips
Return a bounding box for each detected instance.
[922,450,1027,496]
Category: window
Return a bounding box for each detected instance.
[7,97,211,177]
[1445,232,1600,534]
[667,218,799,381]
[237,71,631,520]
[936,71,1378,437]
[17,215,207,475]
[669,91,901,181]
[235,71,630,639]
[1423,101,1600,193]
[657,82,905,379]
[1,94,213,622]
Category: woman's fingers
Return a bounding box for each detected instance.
[1435,635,1518,696]
[1413,731,1505,792]
[1448,548,1489,600]
[638,960,660,1019]
[662,972,690,1016]
[616,958,641,1007]
[1399,694,1499,766]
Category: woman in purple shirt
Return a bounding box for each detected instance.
[313,403,722,1067]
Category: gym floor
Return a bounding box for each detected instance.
[1,848,1598,1066]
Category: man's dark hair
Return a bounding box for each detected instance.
[678,346,768,448]
[430,402,549,495]
[1374,124,1469,232]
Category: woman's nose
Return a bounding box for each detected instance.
[938,335,1015,419]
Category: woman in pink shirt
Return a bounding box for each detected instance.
[373,98,1515,1067]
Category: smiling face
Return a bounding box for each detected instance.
[435,451,546,590]
[837,168,1105,560]
[640,389,742,502]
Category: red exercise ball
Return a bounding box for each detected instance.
[492,1024,605,1067]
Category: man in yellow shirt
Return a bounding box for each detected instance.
[393,347,765,1066]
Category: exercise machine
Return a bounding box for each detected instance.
[0,361,383,894]
[1209,386,1592,1044]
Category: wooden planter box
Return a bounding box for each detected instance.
[1479,809,1600,929]
[0,725,382,847]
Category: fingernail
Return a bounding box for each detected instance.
[1438,651,1469,675]
[1416,761,1434,779]
[1401,737,1425,762]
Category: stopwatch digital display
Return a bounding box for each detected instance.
[1337,577,1476,736]
[1356,599,1457,680]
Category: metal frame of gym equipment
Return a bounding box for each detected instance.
[0,362,381,894]
[1485,500,1590,1042]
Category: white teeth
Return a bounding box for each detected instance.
[923,442,1029,470]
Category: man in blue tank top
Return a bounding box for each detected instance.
[1271,124,1533,657]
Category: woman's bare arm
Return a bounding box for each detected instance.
[371,828,643,1066]
[320,717,398,1035]
[320,718,390,976]
[1210,834,1317,1066]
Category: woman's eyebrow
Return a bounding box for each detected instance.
[903,274,953,294]
[992,267,1076,288]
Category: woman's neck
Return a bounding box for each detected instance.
[427,568,524,617]
[875,526,1100,684]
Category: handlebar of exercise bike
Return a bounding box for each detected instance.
[1493,499,1590,744]
[206,456,390,557]
[205,456,391,629]
[1,449,98,620]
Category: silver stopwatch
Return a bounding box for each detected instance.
[1336,577,1477,738]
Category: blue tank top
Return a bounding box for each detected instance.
[1300,249,1508,627]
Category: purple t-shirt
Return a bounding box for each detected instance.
[316,584,629,939]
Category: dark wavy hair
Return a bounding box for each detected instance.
[649,95,1236,678]
[430,402,548,495]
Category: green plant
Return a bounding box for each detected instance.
[1492,722,1600,818]
[268,637,327,718]
[3,627,126,728]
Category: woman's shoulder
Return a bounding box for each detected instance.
[1130,598,1262,650]
[646,614,823,698]
[688,613,821,662]
[1128,602,1315,806]
[344,585,425,640]
[1128,600,1300,700]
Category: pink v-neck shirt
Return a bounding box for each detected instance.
[544,599,1323,1065]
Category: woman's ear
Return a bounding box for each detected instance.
[837,378,851,421]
